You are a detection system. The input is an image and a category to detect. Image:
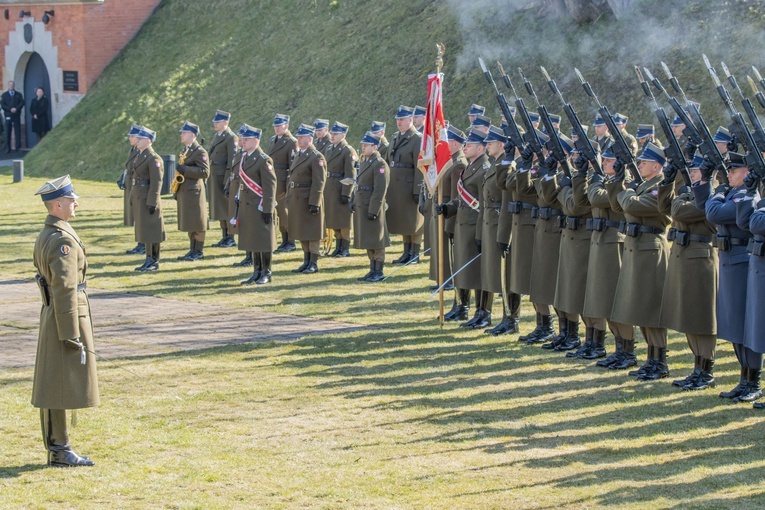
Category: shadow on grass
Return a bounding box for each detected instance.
[0,463,49,478]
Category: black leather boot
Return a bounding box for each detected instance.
[629,345,654,377]
[598,336,623,368]
[135,256,153,272]
[302,252,319,273]
[582,329,607,359]
[178,239,195,260]
[393,243,411,264]
[408,243,421,264]
[556,319,581,351]
[241,254,263,285]
[531,314,557,345]
[367,260,385,282]
[445,289,470,322]
[461,290,482,328]
[567,326,592,358]
[293,252,310,273]
[735,368,763,403]
[720,366,748,399]
[233,251,253,267]
[126,242,145,255]
[256,253,272,284]
[520,312,543,343]
[192,240,205,260]
[639,346,669,380]
[611,338,638,370]
[673,356,701,388]
[542,315,568,349]
[472,291,492,329]
[275,232,296,253]
[42,409,94,468]
[683,358,715,391]
[338,239,351,257]
[330,238,342,257]
[358,260,375,281]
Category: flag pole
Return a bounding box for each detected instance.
[436,43,446,328]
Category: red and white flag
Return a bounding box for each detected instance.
[418,73,452,193]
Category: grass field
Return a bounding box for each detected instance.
[1,170,765,509]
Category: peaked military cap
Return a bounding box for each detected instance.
[370,121,386,133]
[485,125,508,144]
[636,124,655,139]
[413,105,427,117]
[136,126,156,141]
[314,118,329,130]
[128,124,142,136]
[329,121,349,134]
[613,113,628,125]
[179,121,200,136]
[360,131,381,146]
[638,142,666,165]
[465,129,487,145]
[593,114,606,126]
[446,125,466,144]
[470,114,491,128]
[239,124,262,139]
[273,114,290,126]
[295,123,315,137]
[713,126,732,143]
[729,152,747,169]
[395,105,414,118]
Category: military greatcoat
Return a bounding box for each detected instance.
[176,141,210,233]
[323,139,357,230]
[429,152,464,282]
[526,168,562,306]
[207,128,238,221]
[741,198,765,353]
[507,163,539,295]
[32,216,99,410]
[353,152,390,250]
[123,146,140,226]
[477,157,503,293]
[386,126,424,235]
[238,147,277,253]
[287,145,326,241]
[226,148,244,235]
[130,147,166,244]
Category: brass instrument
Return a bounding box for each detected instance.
[171,149,187,193]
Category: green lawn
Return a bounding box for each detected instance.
[1,171,764,509]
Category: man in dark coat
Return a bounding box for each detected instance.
[268,114,297,253]
[323,121,357,257]
[208,110,238,248]
[1,80,23,152]
[130,127,166,272]
[33,175,98,467]
[30,86,50,142]
[175,122,210,260]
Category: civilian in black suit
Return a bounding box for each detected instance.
[30,87,50,142]
[1,81,24,152]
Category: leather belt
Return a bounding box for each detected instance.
[508,201,535,214]
[328,172,343,178]
[212,160,227,165]
[273,164,289,170]
[391,163,414,169]
[132,179,150,186]
[565,216,583,230]
[667,228,712,245]
[289,182,311,188]
[717,234,748,251]
[621,222,665,237]
[749,238,765,257]
[77,282,87,292]
[357,185,373,191]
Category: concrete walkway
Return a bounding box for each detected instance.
[0,279,365,369]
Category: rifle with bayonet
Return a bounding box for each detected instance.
[478,57,525,150]
[497,62,546,162]
[574,68,643,185]
[518,67,571,176]
[720,61,765,153]
[634,66,692,187]
[651,62,728,184]
[703,55,765,180]
[750,66,765,110]
[540,66,603,175]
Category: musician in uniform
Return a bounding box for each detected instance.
[313,119,331,153]
[694,153,757,400]
[33,175,98,467]
[268,114,297,253]
[324,121,357,258]
[658,154,718,390]
[235,125,277,285]
[353,132,390,282]
[287,124,327,274]
[387,105,424,264]
[130,127,166,272]
[437,130,490,328]
[123,125,144,255]
[208,110,238,248]
[606,143,671,380]
[175,122,210,261]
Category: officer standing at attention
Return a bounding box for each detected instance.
[236,125,277,285]
[287,123,327,274]
[313,119,331,153]
[353,132,390,282]
[33,175,99,467]
[176,122,210,261]
[413,105,427,133]
[228,131,250,267]
[123,125,144,255]
[694,153,757,400]
[606,143,671,380]
[268,114,297,253]
[591,114,612,152]
[208,110,238,248]
[370,121,389,161]
[387,105,424,264]
[131,127,166,272]
[324,121,358,258]
[437,130,489,328]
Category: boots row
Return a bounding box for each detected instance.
[135,243,160,272]
[292,252,319,274]
[460,290,493,330]
[178,239,204,261]
[392,243,421,265]
[241,252,272,285]
[358,260,385,282]
[212,227,236,248]
[329,239,351,258]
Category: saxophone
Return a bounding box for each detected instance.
[171,149,187,193]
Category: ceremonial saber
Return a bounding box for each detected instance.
[382,247,432,281]
[430,252,481,299]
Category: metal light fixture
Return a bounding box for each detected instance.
[19,10,31,19]
[42,10,54,24]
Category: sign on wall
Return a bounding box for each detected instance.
[62,70,78,91]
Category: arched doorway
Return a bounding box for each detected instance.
[23,52,50,148]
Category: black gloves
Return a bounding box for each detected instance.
[148,205,156,215]
[683,140,698,160]
[662,161,679,185]
[727,136,738,154]
[715,183,730,195]
[590,172,604,185]
[699,157,716,182]
[503,140,516,158]
[745,173,760,197]
[497,241,509,258]
[340,195,350,205]
[475,238,482,253]
[117,176,125,190]
[64,338,83,351]
[558,174,572,189]
[573,154,589,177]
[520,145,535,168]
[541,155,558,177]
[435,203,448,216]
[262,212,272,224]
[309,205,320,215]
[367,212,378,221]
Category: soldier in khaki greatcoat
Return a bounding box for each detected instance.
[226,132,250,267]
[122,125,143,255]
[268,114,297,253]
[323,121,358,258]
[235,125,277,285]
[386,105,424,264]
[287,124,327,274]
[175,121,210,261]
[313,119,331,153]
[130,126,165,272]
[33,175,98,467]
[208,110,238,248]
[353,132,390,282]
[370,121,389,161]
